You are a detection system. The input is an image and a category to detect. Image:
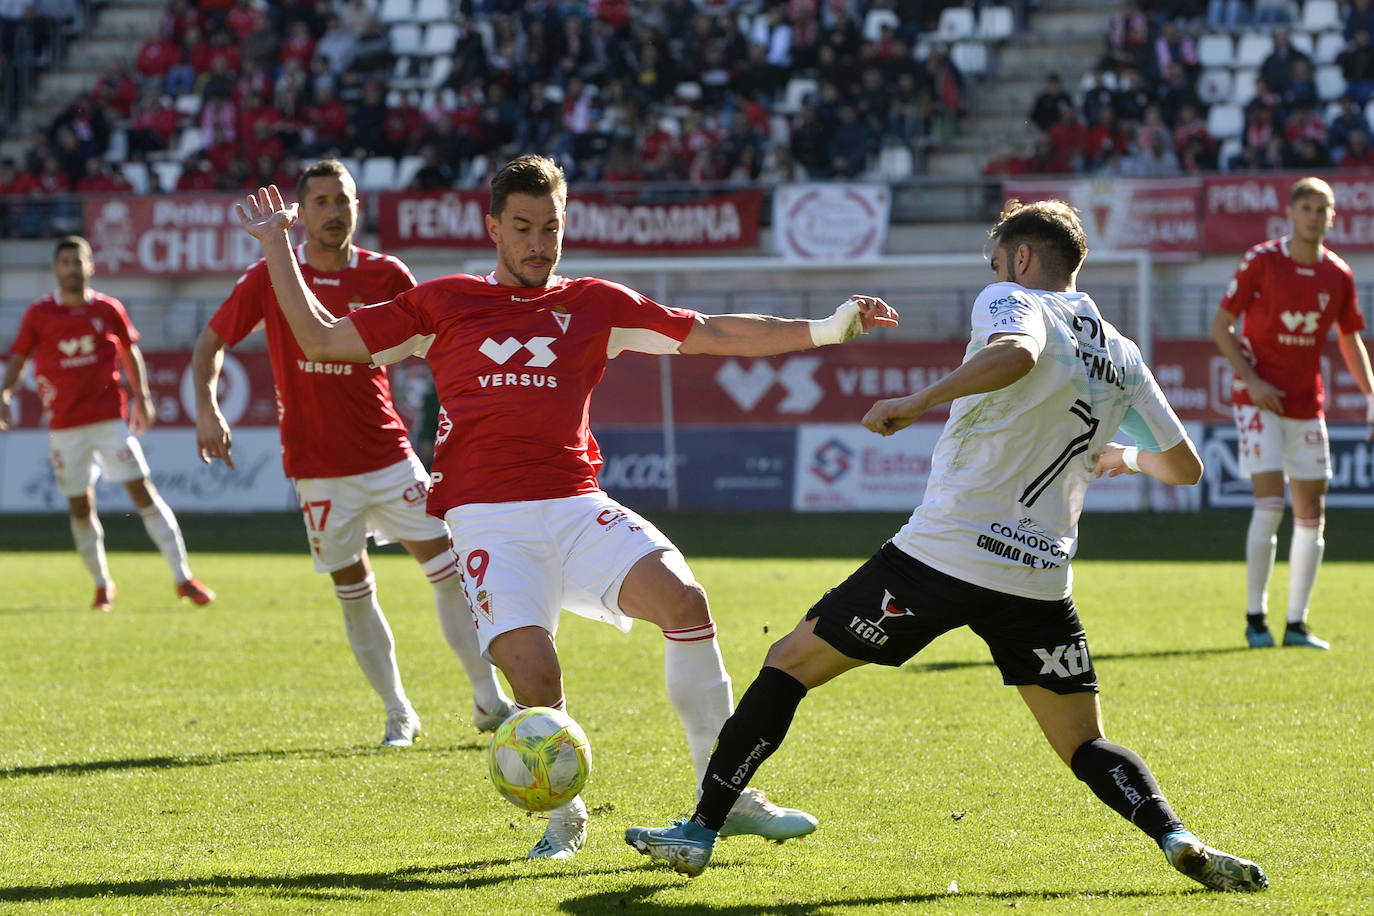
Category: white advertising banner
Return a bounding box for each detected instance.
[0,428,296,514]
[772,183,891,261]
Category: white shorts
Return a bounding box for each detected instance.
[1233,405,1331,481]
[444,492,677,657]
[48,419,150,497]
[293,455,449,573]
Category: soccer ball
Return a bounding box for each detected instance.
[487,706,592,812]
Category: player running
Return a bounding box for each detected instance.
[1211,176,1374,651]
[192,159,512,747]
[626,199,1268,893]
[1,235,214,613]
[233,155,897,860]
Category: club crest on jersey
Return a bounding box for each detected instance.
[551,305,571,333]
[1317,291,1330,312]
[847,589,913,647]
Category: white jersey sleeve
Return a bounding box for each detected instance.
[970,282,1048,349]
[1119,363,1187,452]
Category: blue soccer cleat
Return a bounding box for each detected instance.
[1161,829,1268,892]
[1283,624,1330,650]
[625,819,717,877]
[1245,624,1275,648]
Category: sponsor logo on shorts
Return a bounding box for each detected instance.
[846,589,913,647]
[595,507,643,532]
[474,588,494,624]
[1033,638,1092,678]
[402,481,428,504]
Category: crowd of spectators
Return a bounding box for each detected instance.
[991,0,1374,180]
[0,0,989,236]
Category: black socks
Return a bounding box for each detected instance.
[1070,738,1183,843]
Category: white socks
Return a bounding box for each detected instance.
[138,495,192,583]
[663,622,734,785]
[421,551,508,713]
[70,514,111,587]
[1287,518,1325,626]
[334,574,409,714]
[1245,498,1284,617]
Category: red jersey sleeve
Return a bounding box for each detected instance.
[1219,243,1266,317]
[10,306,38,358]
[599,279,699,357]
[103,297,139,348]
[209,262,269,346]
[1335,266,1365,335]
[350,286,435,366]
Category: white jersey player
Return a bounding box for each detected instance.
[628,199,1268,895]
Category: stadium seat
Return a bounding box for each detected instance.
[976,6,1015,41]
[1198,68,1234,104]
[1232,67,1258,106]
[422,22,457,56]
[174,93,201,117]
[872,142,915,180]
[950,40,988,76]
[1290,31,1314,55]
[390,23,422,56]
[338,157,363,182]
[377,0,413,24]
[1314,30,1345,65]
[777,76,818,114]
[1301,0,1341,33]
[358,156,397,190]
[174,126,201,159]
[461,154,489,188]
[423,54,453,88]
[936,7,976,42]
[1196,33,1234,69]
[1207,102,1245,140]
[1315,64,1346,100]
[1218,137,1243,171]
[1235,32,1274,68]
[151,160,182,192]
[120,160,149,194]
[1365,99,1374,130]
[413,0,449,23]
[103,127,128,163]
[396,154,424,188]
[861,7,899,42]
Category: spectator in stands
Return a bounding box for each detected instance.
[1289,136,1333,169]
[348,16,393,80]
[1284,101,1328,149]
[1157,61,1201,127]
[1251,0,1296,27]
[829,102,875,178]
[1080,68,1117,127]
[1083,105,1129,170]
[1029,72,1072,132]
[1283,57,1318,111]
[1347,0,1374,43]
[314,13,356,76]
[1338,127,1374,166]
[92,61,138,120]
[1017,132,1071,174]
[127,89,177,159]
[1122,128,1182,177]
[789,101,830,177]
[1112,68,1151,126]
[1151,19,1198,85]
[1328,92,1368,157]
[409,144,458,190]
[1259,27,1311,99]
[1339,29,1374,103]
[239,8,278,73]
[1207,0,1252,31]
[1180,132,1218,173]
[759,141,808,182]
[1243,100,1278,154]
[1102,2,1150,74]
[1046,102,1088,172]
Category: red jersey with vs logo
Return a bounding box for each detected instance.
[209,244,418,479]
[9,291,138,429]
[349,273,698,514]
[1220,237,1365,418]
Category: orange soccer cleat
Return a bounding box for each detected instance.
[91,583,116,612]
[175,578,216,606]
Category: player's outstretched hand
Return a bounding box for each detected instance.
[863,392,925,437]
[1093,442,1135,478]
[850,295,899,333]
[196,410,234,469]
[236,185,298,240]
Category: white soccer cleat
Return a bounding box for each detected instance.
[1162,829,1268,892]
[473,697,516,733]
[529,795,588,859]
[381,708,422,747]
[718,788,818,840]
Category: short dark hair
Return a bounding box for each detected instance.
[297,158,353,202]
[490,155,567,217]
[54,235,92,261]
[987,198,1088,279]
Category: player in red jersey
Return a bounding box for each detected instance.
[234,155,898,859]
[1211,176,1374,651]
[191,160,512,747]
[0,236,215,613]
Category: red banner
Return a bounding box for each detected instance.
[376,188,762,252]
[1004,177,1203,261]
[83,194,283,277]
[1203,173,1374,251]
[593,340,1372,426]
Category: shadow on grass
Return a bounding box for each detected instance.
[561,883,1179,915]
[0,741,484,780]
[906,645,1254,675]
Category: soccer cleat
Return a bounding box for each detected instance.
[473,697,515,733]
[625,818,717,877]
[175,578,216,606]
[1245,624,1275,649]
[717,788,818,840]
[1283,623,1330,650]
[1161,829,1268,892]
[91,583,115,613]
[381,708,422,747]
[529,795,587,859]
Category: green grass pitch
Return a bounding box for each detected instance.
[1,510,1371,914]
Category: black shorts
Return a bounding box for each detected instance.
[805,542,1098,694]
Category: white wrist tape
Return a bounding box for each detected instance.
[809,298,864,347]
[1121,446,1142,473]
